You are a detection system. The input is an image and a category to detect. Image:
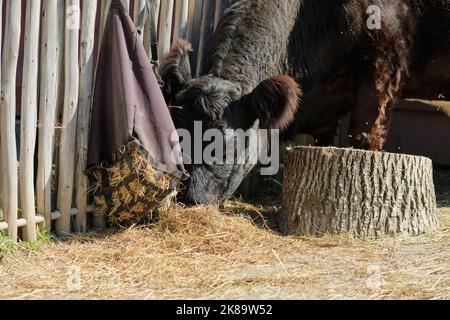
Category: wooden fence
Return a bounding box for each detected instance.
[0,0,230,242]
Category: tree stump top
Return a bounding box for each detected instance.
[286,146,433,162]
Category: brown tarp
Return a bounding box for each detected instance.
[87,2,188,180]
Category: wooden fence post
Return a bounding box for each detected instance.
[186,0,196,44]
[143,0,160,62]
[52,1,67,220]
[174,0,189,40]
[90,0,112,230]
[0,0,3,225]
[214,0,225,29]
[0,0,22,242]
[154,0,161,29]
[99,0,112,45]
[196,0,214,76]
[189,0,203,73]
[133,0,146,41]
[158,0,174,60]
[57,0,66,118]
[36,0,63,228]
[74,0,97,233]
[20,0,42,241]
[56,0,81,237]
[133,0,146,21]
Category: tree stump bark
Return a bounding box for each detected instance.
[280,147,439,239]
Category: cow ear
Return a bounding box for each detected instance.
[237,76,302,130]
[159,39,193,104]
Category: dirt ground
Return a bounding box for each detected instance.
[0,168,449,300]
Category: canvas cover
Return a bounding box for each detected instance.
[87,2,188,181]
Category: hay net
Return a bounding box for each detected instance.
[90,140,180,227]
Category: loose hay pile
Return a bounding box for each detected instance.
[0,202,449,300]
[90,142,178,226]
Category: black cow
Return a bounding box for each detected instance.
[160,0,450,204]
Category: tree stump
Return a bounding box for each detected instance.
[280,147,439,239]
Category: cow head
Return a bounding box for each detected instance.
[160,40,301,204]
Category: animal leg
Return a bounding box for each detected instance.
[349,87,395,151]
[349,84,382,149]
[313,124,338,147]
[368,95,394,151]
[350,62,402,151]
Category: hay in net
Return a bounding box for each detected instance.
[90,142,178,227]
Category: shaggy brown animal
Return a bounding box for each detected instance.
[160,0,450,204]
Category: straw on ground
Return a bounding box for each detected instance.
[0,201,448,300]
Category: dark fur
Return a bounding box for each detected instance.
[159,39,193,103]
[174,76,242,122]
[160,0,450,203]
[234,76,302,130]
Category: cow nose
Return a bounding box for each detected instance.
[178,178,222,205]
[177,188,197,206]
[177,179,202,205]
